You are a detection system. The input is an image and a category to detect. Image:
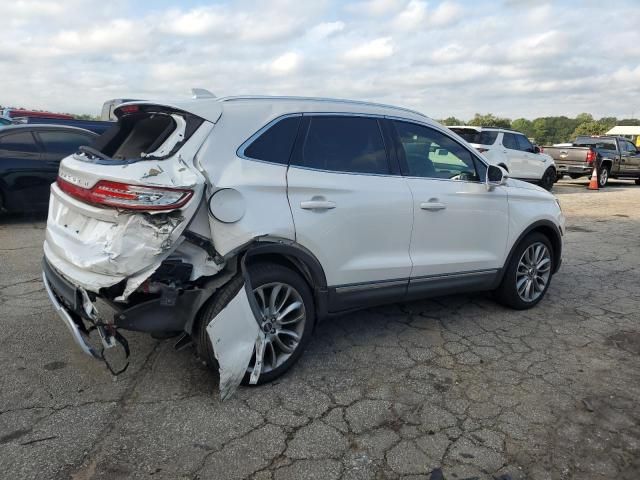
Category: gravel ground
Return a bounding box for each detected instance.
[1,178,639,480]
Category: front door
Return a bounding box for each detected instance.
[388,119,509,297]
[286,115,414,310]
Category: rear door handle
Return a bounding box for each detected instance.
[420,201,446,211]
[300,200,336,210]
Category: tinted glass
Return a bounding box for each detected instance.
[0,131,38,153]
[516,134,534,152]
[38,131,94,155]
[502,132,519,150]
[297,116,389,174]
[244,116,301,164]
[451,128,498,146]
[624,141,637,153]
[393,121,482,182]
[575,138,617,151]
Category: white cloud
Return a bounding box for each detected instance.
[347,0,403,16]
[392,0,427,30]
[267,52,302,75]
[428,1,463,27]
[307,21,345,40]
[344,37,394,62]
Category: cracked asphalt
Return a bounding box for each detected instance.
[1,179,639,480]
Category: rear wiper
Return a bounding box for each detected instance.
[78,146,111,161]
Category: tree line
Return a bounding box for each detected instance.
[439,113,640,145]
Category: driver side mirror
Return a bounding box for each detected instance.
[486,164,508,190]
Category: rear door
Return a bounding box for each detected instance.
[389,120,509,296]
[501,132,528,177]
[286,115,414,310]
[515,133,545,179]
[0,130,44,209]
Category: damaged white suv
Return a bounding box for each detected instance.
[43,95,564,398]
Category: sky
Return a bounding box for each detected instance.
[1,0,639,120]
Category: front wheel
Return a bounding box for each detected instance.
[495,233,554,310]
[539,167,556,191]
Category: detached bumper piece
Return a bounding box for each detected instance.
[43,271,102,359]
[42,258,130,374]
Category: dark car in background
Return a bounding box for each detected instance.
[0,125,98,213]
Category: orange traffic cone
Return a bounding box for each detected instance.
[587,165,599,190]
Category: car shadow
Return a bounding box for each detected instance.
[0,212,48,224]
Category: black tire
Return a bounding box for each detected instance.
[635,179,640,186]
[539,167,556,191]
[569,174,581,180]
[197,262,315,386]
[555,173,564,181]
[494,232,554,310]
[598,165,609,188]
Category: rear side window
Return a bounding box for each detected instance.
[516,134,534,152]
[243,116,301,164]
[502,133,519,150]
[0,132,39,153]
[294,116,389,175]
[37,131,95,155]
[451,128,498,146]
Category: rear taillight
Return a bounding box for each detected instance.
[586,149,596,164]
[56,177,193,210]
[476,147,489,153]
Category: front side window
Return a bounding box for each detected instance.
[243,116,301,164]
[502,132,519,150]
[0,131,39,153]
[392,121,485,182]
[38,131,95,155]
[294,116,389,175]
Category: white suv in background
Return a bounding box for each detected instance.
[450,126,557,190]
[42,96,564,398]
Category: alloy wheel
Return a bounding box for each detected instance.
[250,282,306,373]
[516,242,551,302]
[599,168,608,187]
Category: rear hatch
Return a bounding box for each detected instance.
[449,127,499,153]
[44,102,216,298]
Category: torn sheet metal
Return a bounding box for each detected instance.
[206,284,265,400]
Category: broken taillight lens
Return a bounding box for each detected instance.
[56,177,193,210]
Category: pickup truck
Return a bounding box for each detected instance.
[544,136,640,188]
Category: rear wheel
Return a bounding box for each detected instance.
[495,233,554,310]
[198,263,315,385]
[539,167,556,191]
[598,165,609,188]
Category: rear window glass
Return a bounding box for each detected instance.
[294,116,389,175]
[575,139,617,151]
[38,131,94,155]
[0,131,38,153]
[451,128,498,146]
[243,116,301,164]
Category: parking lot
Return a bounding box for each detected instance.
[1,179,639,480]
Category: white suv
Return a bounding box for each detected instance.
[450,126,557,190]
[42,96,564,398]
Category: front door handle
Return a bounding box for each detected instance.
[420,201,446,211]
[300,200,336,210]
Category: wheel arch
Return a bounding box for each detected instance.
[501,220,562,281]
[243,240,329,321]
